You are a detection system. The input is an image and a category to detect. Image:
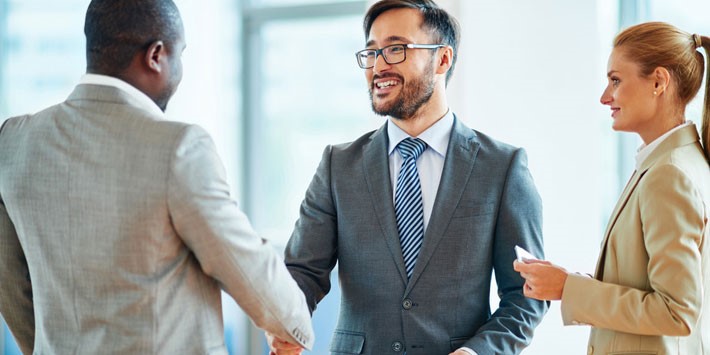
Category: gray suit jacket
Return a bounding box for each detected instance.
[285,117,548,355]
[0,84,313,354]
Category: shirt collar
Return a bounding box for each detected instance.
[635,120,691,169]
[79,74,165,118]
[387,110,454,157]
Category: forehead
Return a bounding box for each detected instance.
[367,8,429,46]
[607,47,640,74]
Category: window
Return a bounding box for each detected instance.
[244,14,374,246]
[1,0,85,118]
[241,2,368,353]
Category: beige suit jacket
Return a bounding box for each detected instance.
[0,83,313,354]
[561,124,710,355]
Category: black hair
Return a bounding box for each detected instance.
[363,0,460,84]
[84,0,182,75]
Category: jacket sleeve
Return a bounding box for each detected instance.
[0,201,35,355]
[0,118,35,355]
[283,145,338,313]
[0,119,35,354]
[166,125,314,349]
[561,163,706,336]
[466,148,549,355]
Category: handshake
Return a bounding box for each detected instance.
[266,332,306,355]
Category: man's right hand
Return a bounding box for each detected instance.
[266,332,305,355]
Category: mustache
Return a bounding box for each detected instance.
[373,73,404,82]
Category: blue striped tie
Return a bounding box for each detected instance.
[395,138,428,279]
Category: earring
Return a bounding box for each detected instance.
[653,91,657,95]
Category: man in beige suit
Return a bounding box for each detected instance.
[0,1,313,354]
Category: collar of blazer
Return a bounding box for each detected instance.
[363,114,481,291]
[67,84,166,121]
[594,123,702,278]
[637,123,701,172]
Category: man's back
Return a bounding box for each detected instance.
[0,84,312,354]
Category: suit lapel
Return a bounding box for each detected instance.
[593,124,700,278]
[362,123,409,283]
[406,117,479,291]
[594,169,643,278]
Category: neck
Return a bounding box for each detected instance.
[391,90,449,137]
[638,106,685,145]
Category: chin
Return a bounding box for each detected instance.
[371,101,393,116]
[611,121,635,134]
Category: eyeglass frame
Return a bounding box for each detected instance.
[355,43,446,69]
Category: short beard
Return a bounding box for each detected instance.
[369,63,435,120]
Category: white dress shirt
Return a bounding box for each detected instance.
[79,73,165,118]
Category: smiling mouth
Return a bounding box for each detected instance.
[376,80,399,88]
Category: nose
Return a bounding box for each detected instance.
[372,52,391,73]
[600,87,612,106]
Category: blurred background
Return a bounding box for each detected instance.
[1,0,708,354]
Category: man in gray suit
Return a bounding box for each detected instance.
[0,0,313,354]
[268,1,547,354]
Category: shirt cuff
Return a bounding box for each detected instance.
[459,347,477,355]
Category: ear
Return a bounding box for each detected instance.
[652,66,671,95]
[435,45,454,76]
[144,40,167,74]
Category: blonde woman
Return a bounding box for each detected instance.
[515,22,710,354]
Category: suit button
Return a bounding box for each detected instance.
[392,341,403,352]
[587,345,593,354]
[402,299,413,310]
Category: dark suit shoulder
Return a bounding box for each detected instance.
[329,128,380,154]
[469,128,521,157]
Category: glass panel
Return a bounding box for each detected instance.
[249,15,377,246]
[2,0,86,118]
[2,321,20,355]
[249,15,374,355]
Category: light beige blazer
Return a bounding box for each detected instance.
[0,84,313,354]
[562,123,710,355]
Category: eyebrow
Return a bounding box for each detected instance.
[366,35,411,48]
[607,70,618,77]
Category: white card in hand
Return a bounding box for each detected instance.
[515,245,537,262]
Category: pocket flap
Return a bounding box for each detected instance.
[450,336,471,351]
[329,330,365,354]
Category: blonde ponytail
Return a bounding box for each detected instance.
[700,35,710,160]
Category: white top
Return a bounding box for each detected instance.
[79,73,165,118]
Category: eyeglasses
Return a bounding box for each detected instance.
[355,43,446,69]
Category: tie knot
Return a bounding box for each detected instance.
[397,138,428,161]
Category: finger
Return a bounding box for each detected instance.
[269,337,302,351]
[514,260,533,272]
[274,342,302,351]
[523,282,535,298]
